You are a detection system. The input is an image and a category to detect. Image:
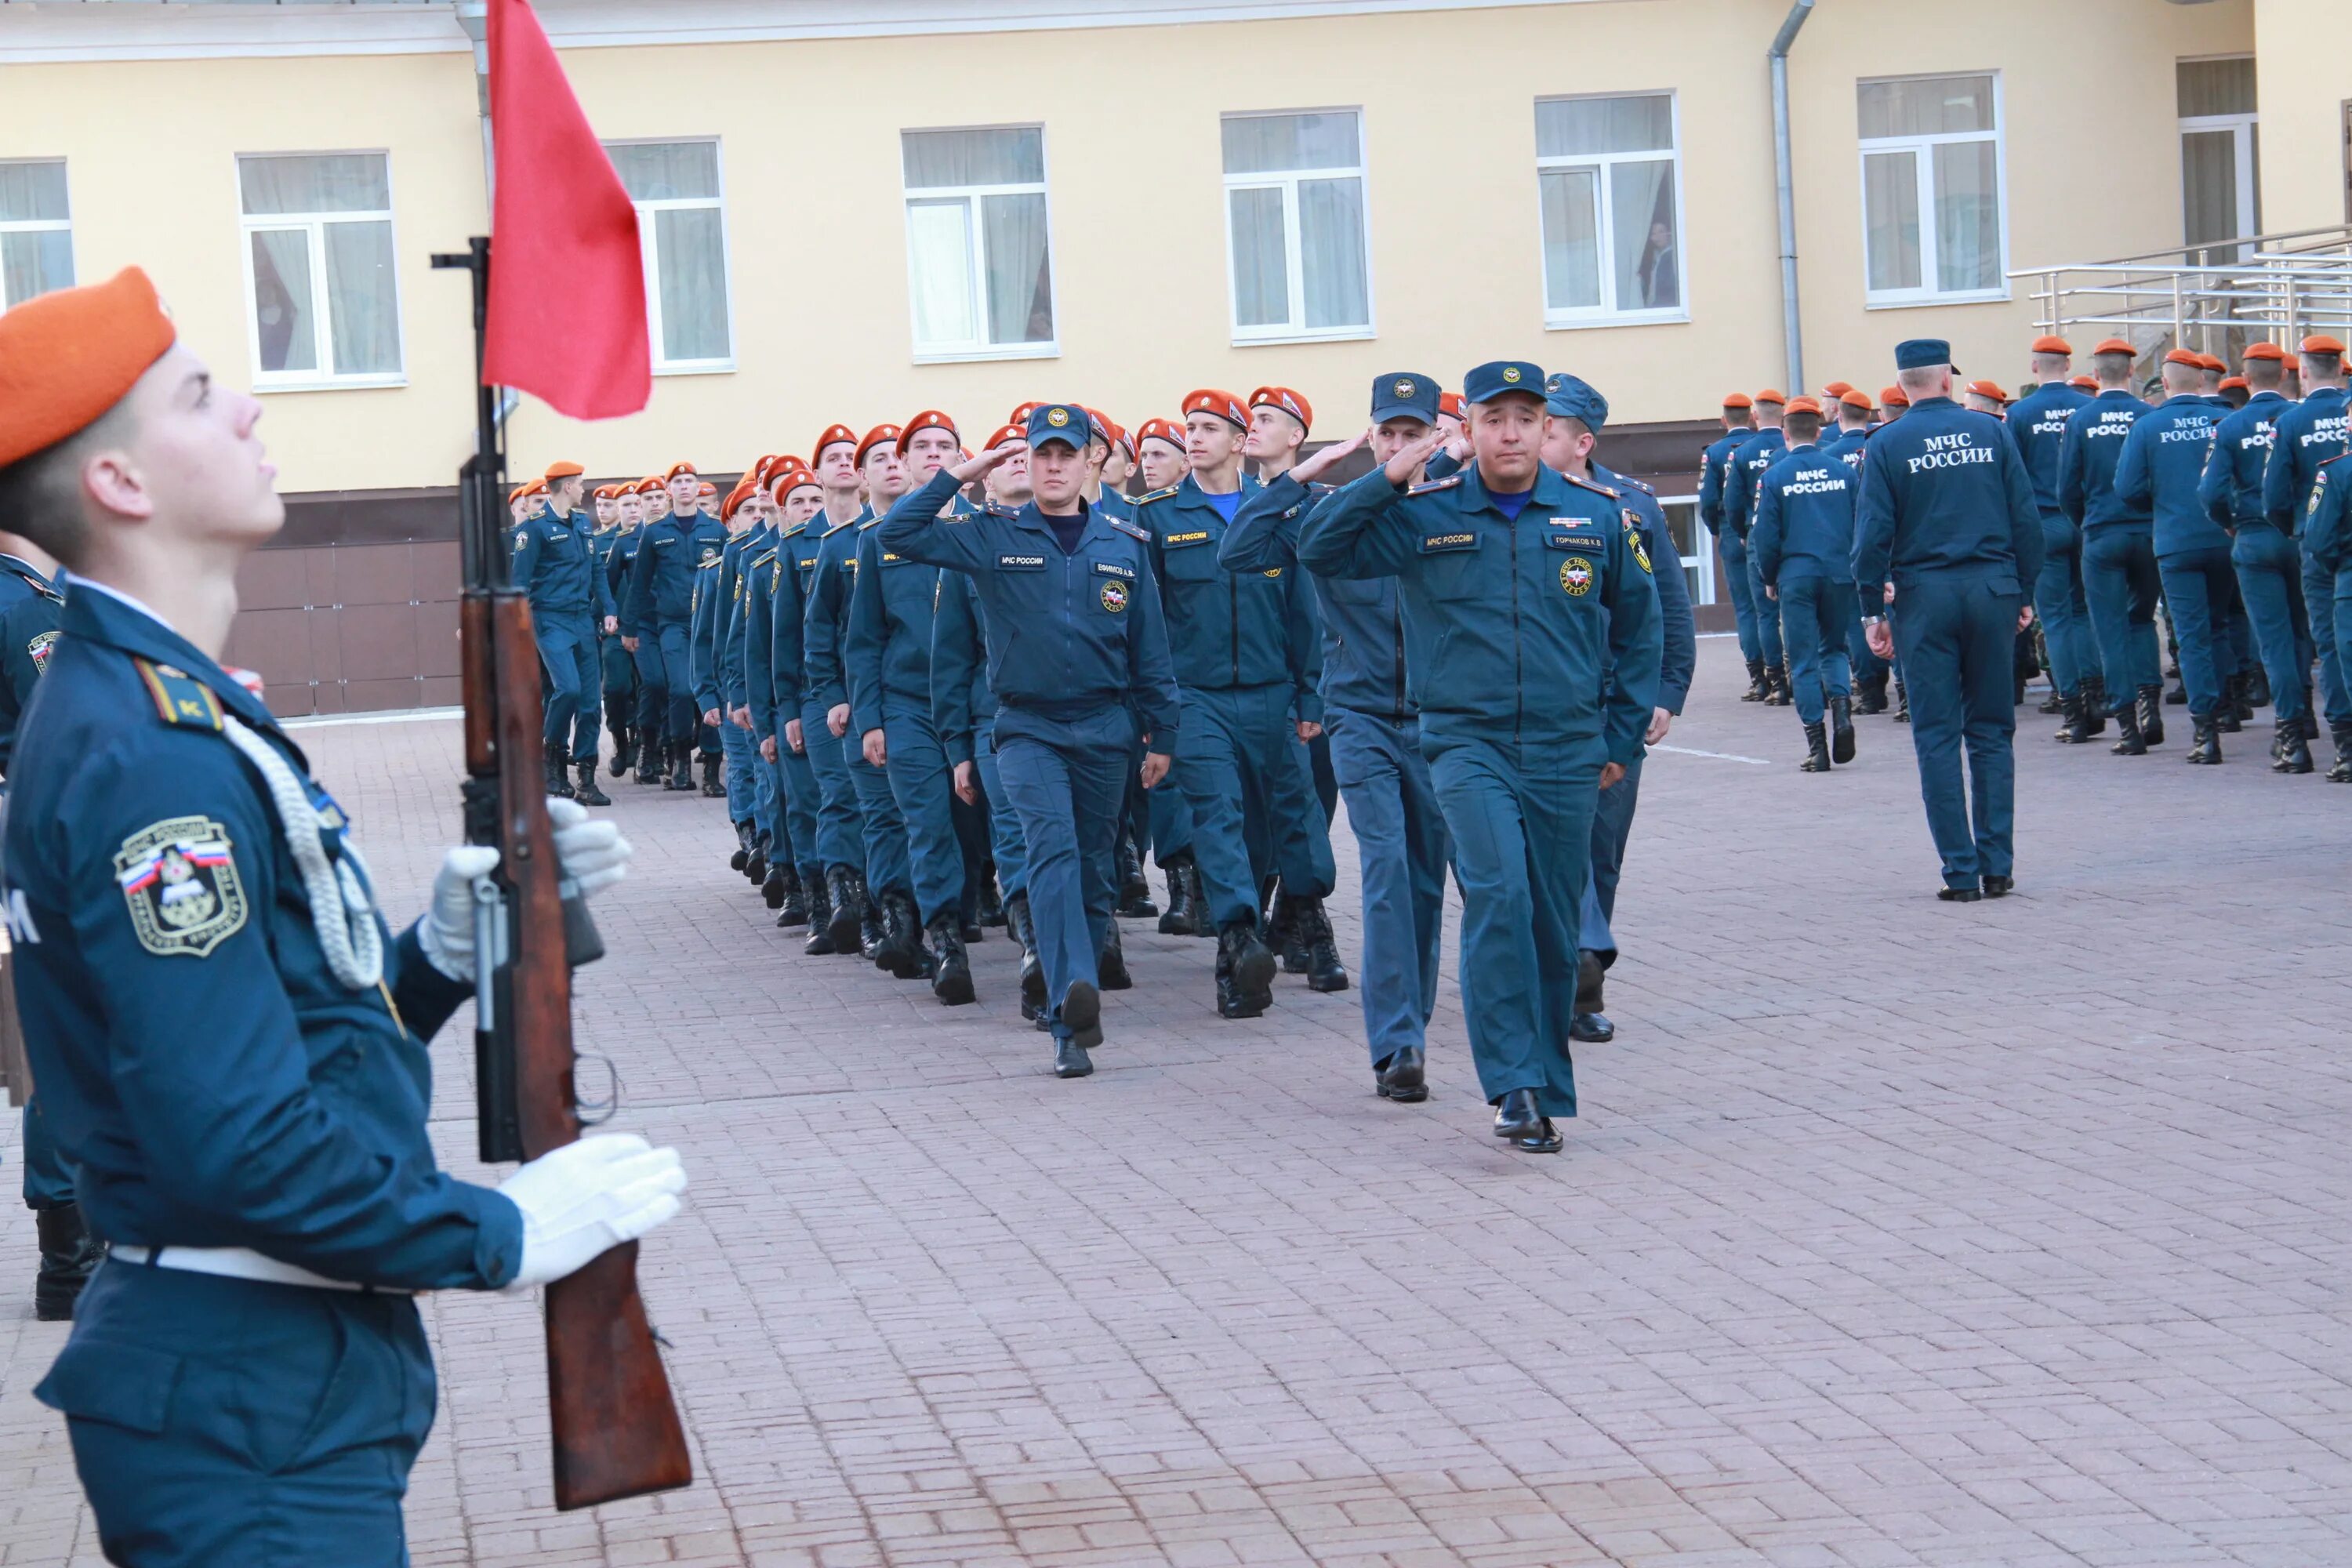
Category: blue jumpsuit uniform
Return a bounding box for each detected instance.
[2058,390,2158,711]
[2200,390,2303,725]
[808,514,911,900]
[2114,396,2232,720]
[880,470,1181,1043]
[1820,426,1891,684]
[607,525,662,752]
[0,558,73,1210]
[592,525,641,757]
[2299,456,2352,721]
[1854,397,2046,889]
[1137,474,1335,934]
[622,506,726,752]
[798,514,879,885]
[744,529,822,882]
[851,491,974,928]
[1700,429,1766,669]
[728,529,787,862]
[1722,428,1790,674]
[692,524,764,822]
[1223,472,1450,1067]
[2265,386,2350,728]
[933,568,1027,904]
[2007,380,2096,700]
[1300,463,1660,1119]
[5,588,523,1565]
[1751,441,1860,725]
[510,506,615,768]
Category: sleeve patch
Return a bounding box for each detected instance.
[115,816,248,957]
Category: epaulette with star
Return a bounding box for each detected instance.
[1406,475,1461,496]
[132,657,226,732]
[1619,474,1655,495]
[1109,517,1150,542]
[1131,485,1181,506]
[1564,472,1620,500]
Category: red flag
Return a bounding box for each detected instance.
[481,0,649,419]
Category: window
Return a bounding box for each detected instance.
[1857,74,2006,306]
[2179,57,2259,266]
[0,161,73,309]
[604,140,734,372]
[899,127,1055,361]
[1221,111,1371,343]
[237,153,402,387]
[1535,94,1684,325]
[1658,496,1714,608]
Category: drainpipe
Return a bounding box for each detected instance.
[1769,0,1815,396]
[455,0,494,206]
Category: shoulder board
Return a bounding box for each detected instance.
[2321,453,2348,469]
[133,656,226,732]
[1109,518,1151,542]
[858,517,882,530]
[822,518,857,535]
[1564,473,1620,499]
[1132,485,1181,506]
[1406,476,1462,496]
[696,555,723,570]
[986,503,1021,520]
[775,521,807,540]
[29,578,63,604]
[1621,475,1653,495]
[750,548,780,568]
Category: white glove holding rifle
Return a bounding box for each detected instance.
[419,797,630,982]
[498,1133,688,1291]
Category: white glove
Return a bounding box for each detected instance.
[497,1132,688,1293]
[546,796,630,898]
[419,844,501,983]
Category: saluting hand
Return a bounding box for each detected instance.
[862,728,887,768]
[1384,430,1447,488]
[1291,427,1368,485]
[949,445,1018,486]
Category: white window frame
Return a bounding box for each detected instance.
[1857,72,2010,310]
[1534,92,1689,330]
[0,158,74,310]
[2178,56,2259,259]
[1657,493,1715,607]
[606,136,737,376]
[236,149,407,392]
[1221,107,1376,347]
[899,123,1060,365]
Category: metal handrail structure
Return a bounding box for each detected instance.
[2010,224,2352,364]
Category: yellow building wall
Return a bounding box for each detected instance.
[0,0,2263,495]
[2252,0,2352,235]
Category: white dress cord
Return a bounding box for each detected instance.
[220,714,383,991]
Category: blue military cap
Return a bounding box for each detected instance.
[1370,371,1440,424]
[1542,372,1609,431]
[1025,401,1089,452]
[1894,338,1952,371]
[1461,360,1544,404]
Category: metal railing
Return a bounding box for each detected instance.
[2009,224,2352,361]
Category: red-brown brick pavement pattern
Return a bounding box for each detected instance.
[5,641,2350,1566]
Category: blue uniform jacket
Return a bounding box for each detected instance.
[880,469,1181,741]
[1594,463,1695,717]
[603,525,644,619]
[930,568,996,768]
[800,514,868,713]
[2263,387,2350,534]
[1820,428,1871,472]
[771,513,840,720]
[1137,474,1323,720]
[848,488,973,735]
[1722,429,1788,539]
[2007,383,2090,513]
[1,588,522,1290]
[1096,488,1138,524]
[1853,396,2045,600]
[1697,430,1749,537]
[2113,395,2226,557]
[622,509,724,635]
[1219,473,1412,723]
[711,524,772,710]
[0,568,64,777]
[1751,442,1858,588]
[2301,455,2352,572]
[2056,390,2153,532]
[510,507,615,623]
[1296,462,1661,762]
[739,534,787,739]
[689,526,753,710]
[2198,390,2289,528]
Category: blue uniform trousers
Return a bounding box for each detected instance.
[994,705,1131,1041]
[1744,544,1786,669]
[1425,729,1599,1118]
[21,1097,73,1207]
[1148,780,1192,869]
[2304,547,2352,725]
[1325,707,1448,1066]
[600,633,636,752]
[652,622,698,745]
[1717,531,1765,666]
[775,739,823,877]
[880,710,967,924]
[1589,750,1644,926]
[1775,575,1856,725]
[2329,568,2352,721]
[2034,512,2098,699]
[720,720,757,822]
[848,748,912,899]
[42,1265,434,1568]
[535,612,601,764]
[2233,526,2310,723]
[1174,683,1336,930]
[2082,528,2163,710]
[2155,546,2238,718]
[799,698,867,874]
[977,723,1029,899]
[1893,572,2021,888]
[630,638,667,743]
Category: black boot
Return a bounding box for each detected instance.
[1893,678,1910,723]
[2328,724,2352,782]
[822,866,864,953]
[1214,921,1276,1019]
[2165,673,2187,706]
[2082,674,2109,736]
[745,835,768,885]
[2274,717,2315,775]
[2301,706,2320,740]
[1570,949,1614,1043]
[1374,1045,1427,1102]
[874,889,924,978]
[1764,664,1793,706]
[860,896,887,959]
[2185,715,2222,764]
[573,760,610,808]
[926,912,974,1005]
[1799,720,1832,772]
[798,872,833,943]
[978,877,1006,928]
[2136,684,2166,747]
[2110,699,2147,756]
[770,862,800,917]
[2054,691,2095,745]
[1053,1033,1094,1078]
[2035,684,2064,714]
[2233,670,2256,723]
[729,818,753,873]
[1114,833,1157,918]
[1098,919,1132,991]
[1491,1088,1544,1141]
[1261,887,1306,975]
[611,724,636,776]
[1829,696,1856,764]
[1157,854,1200,935]
[666,739,695,790]
[699,752,726,797]
[1006,891,1046,1020]
[637,734,667,786]
[34,1203,103,1323]
[2216,677,2243,734]
[2246,666,2272,709]
[1286,896,1346,993]
[1741,657,1768,702]
[546,753,575,801]
[1853,670,1888,714]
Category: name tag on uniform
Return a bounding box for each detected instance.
[881,553,905,563]
[548,531,569,541]
[1419,532,1476,554]
[1545,532,1605,551]
[999,554,1047,570]
[1163,531,1210,547]
[1094,561,1135,579]
[655,536,676,546]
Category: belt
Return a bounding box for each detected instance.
[112,1244,412,1296]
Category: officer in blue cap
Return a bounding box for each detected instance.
[880,401,1180,1078]
[1220,372,1455,1102]
[2199,343,2313,771]
[2115,350,2231,763]
[1751,396,1861,772]
[1722,391,1792,705]
[1300,359,1661,1155]
[2056,339,2161,753]
[2265,336,2352,777]
[512,461,616,806]
[1853,339,2045,899]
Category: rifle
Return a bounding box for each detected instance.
[434,238,693,1512]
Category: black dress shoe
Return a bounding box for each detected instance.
[1053,1036,1094,1078]
[1061,979,1103,1051]
[1570,1011,1614,1044]
[1510,1118,1565,1155]
[1374,1046,1427,1102]
[1571,950,1611,1042]
[1981,874,2013,898]
[1936,885,1983,902]
[1492,1088,1543,1140]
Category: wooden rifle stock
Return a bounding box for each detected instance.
[441,238,692,1512]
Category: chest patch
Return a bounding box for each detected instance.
[1100,579,1129,614]
[1420,532,1476,554]
[1094,561,1135,579]
[1163,531,1210,548]
[1000,554,1047,571]
[115,816,249,958]
[1559,556,1595,597]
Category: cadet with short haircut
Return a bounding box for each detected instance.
[2200,342,2313,771]
[1752,397,1861,772]
[2115,350,2231,763]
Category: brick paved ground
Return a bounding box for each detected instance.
[5,638,2351,1566]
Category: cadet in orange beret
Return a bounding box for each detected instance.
[1698,393,1772,699]
[593,482,647,778]
[1723,391,1794,704]
[2010,333,2101,736]
[1134,417,1189,491]
[510,456,617,804]
[2265,335,2352,771]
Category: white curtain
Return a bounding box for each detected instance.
[654,206,731,361]
[1933,140,2000,292]
[249,229,317,373]
[1299,176,1367,330]
[1,231,71,307]
[1864,151,1922,292]
[907,198,976,347]
[982,192,1052,344]
[1613,159,1679,310]
[1229,187,1287,328]
[325,220,399,373]
[1541,168,1601,310]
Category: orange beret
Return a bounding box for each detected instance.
[2161,349,2201,368]
[508,485,534,504]
[1965,379,2009,401]
[1134,416,1185,453]
[1007,401,1042,426]
[1878,387,1910,408]
[1753,388,1787,405]
[811,423,858,459]
[2068,375,2098,391]
[2302,335,2347,356]
[1783,396,1823,416]
[896,409,957,453]
[1721,393,1754,410]
[591,484,619,501]
[2244,342,2287,363]
[2219,376,2249,391]
[0,266,178,471]
[856,424,901,466]
[663,462,697,481]
[769,466,819,500]
[698,481,717,496]
[544,459,584,480]
[983,423,1027,452]
[719,480,755,521]
[2195,353,2226,372]
[1840,389,1875,412]
[1182,389,1248,430]
[1438,391,1466,419]
[2031,335,2073,356]
[1248,385,1312,432]
[633,477,664,495]
[1820,381,1853,397]
[2090,338,2136,358]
